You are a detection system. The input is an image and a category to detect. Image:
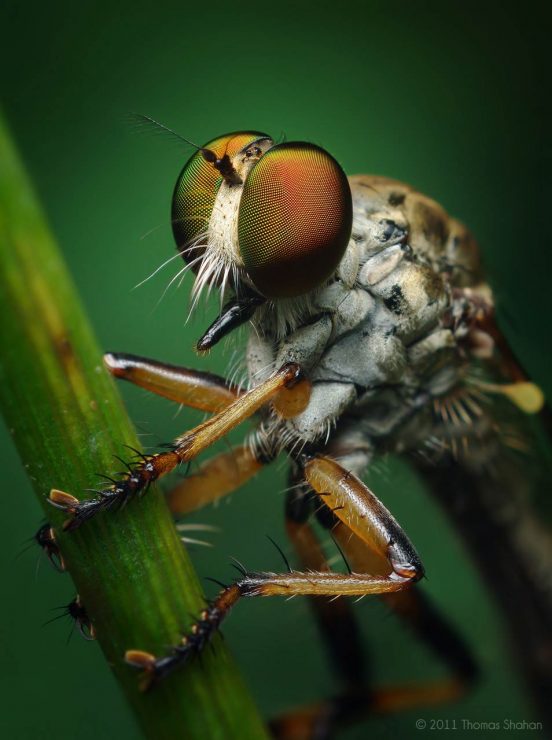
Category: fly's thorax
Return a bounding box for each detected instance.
[246,177,476,451]
[250,230,362,341]
[349,174,483,288]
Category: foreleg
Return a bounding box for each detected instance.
[51,363,310,529]
[104,352,241,411]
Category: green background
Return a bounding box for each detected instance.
[0,1,550,738]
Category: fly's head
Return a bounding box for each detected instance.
[171,131,353,342]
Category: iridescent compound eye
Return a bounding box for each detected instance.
[172,131,271,270]
[238,142,352,298]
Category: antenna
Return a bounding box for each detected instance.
[129,113,241,184]
[129,113,204,150]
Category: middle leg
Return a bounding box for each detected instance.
[273,475,476,738]
[125,454,423,688]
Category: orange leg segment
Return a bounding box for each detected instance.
[271,516,476,738]
[304,455,423,581]
[103,352,241,412]
[124,454,423,687]
[50,362,309,529]
[285,485,367,689]
[168,445,266,516]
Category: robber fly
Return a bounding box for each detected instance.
[48,122,552,736]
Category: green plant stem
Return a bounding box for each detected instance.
[0,111,267,740]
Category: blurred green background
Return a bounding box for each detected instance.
[0,1,550,738]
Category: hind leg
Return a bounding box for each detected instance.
[271,470,476,738]
[412,449,552,726]
[124,454,424,688]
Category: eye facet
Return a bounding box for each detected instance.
[237,142,352,298]
[172,131,271,270]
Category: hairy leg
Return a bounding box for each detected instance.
[50,362,309,529]
[272,490,476,738]
[125,454,423,688]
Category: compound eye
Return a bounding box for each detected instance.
[237,142,352,298]
[172,131,271,271]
